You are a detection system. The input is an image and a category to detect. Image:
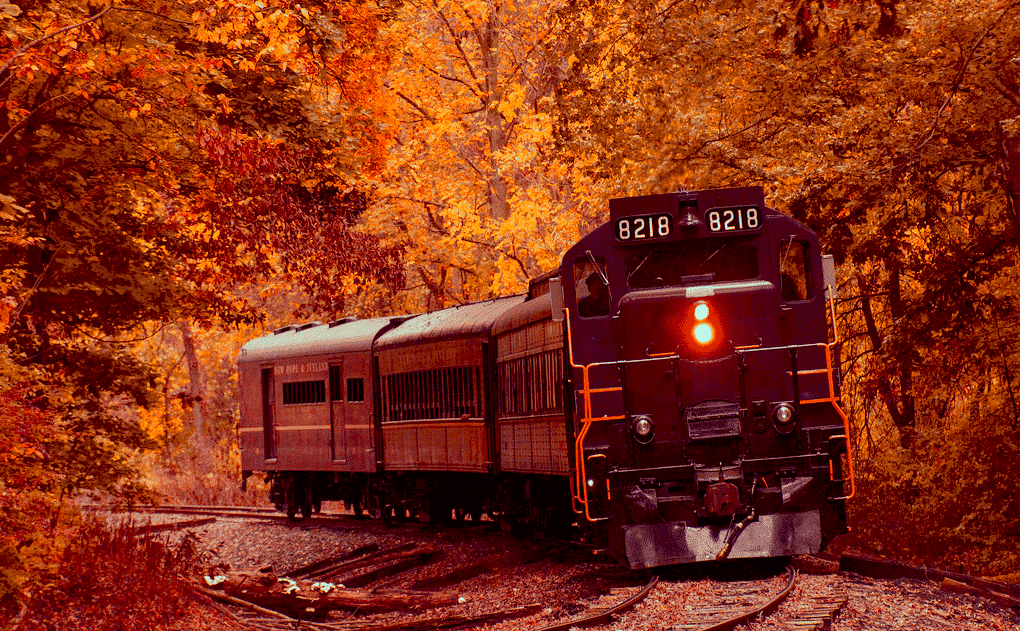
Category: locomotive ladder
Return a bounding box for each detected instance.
[564,307,624,522]
[563,305,856,525]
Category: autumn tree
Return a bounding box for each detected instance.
[554,0,1020,572]
[0,0,403,609]
[368,0,586,309]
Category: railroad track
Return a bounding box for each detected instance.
[123,503,497,529]
[133,504,315,519]
[103,503,359,533]
[106,505,1015,630]
[197,553,844,631]
[519,562,851,631]
[535,575,659,631]
[196,539,650,631]
[668,565,799,631]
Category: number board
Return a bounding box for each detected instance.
[615,213,673,242]
[705,206,762,233]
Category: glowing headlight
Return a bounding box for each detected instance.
[694,302,710,321]
[693,322,714,345]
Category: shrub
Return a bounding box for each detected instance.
[16,518,200,631]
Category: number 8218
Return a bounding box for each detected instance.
[706,207,761,232]
[615,213,672,241]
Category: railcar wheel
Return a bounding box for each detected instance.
[367,493,383,519]
[284,484,298,521]
[299,486,314,519]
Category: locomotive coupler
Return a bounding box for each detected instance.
[716,479,759,560]
[704,482,740,517]
[695,462,746,519]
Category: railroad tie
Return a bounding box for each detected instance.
[781,588,848,631]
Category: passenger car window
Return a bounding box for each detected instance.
[346,377,365,402]
[574,255,610,318]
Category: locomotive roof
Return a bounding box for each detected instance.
[237,316,401,365]
[376,295,525,350]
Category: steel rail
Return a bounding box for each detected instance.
[697,565,797,631]
[535,574,660,631]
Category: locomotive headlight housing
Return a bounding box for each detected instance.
[773,402,797,434]
[631,415,655,444]
[693,322,714,345]
[688,300,717,347]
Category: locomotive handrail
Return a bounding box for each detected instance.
[824,343,856,500]
[564,308,621,522]
[821,342,855,500]
[739,341,855,500]
[825,292,855,499]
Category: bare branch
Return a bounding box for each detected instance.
[393,90,437,124]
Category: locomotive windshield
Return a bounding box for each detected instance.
[625,239,759,288]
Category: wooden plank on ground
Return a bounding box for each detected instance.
[199,571,457,618]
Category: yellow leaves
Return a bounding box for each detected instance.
[496,85,527,121]
[0,194,27,222]
[0,0,22,20]
[216,93,233,115]
[379,0,579,299]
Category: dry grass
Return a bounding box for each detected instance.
[146,467,272,508]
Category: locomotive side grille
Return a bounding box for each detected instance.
[685,400,741,439]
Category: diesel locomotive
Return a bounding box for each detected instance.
[236,186,854,569]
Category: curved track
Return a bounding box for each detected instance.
[536,575,660,631]
[695,566,796,631]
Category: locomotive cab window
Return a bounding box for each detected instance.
[625,239,759,288]
[779,238,812,301]
[574,255,611,318]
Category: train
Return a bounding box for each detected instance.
[236,186,854,569]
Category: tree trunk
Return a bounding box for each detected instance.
[997,119,1020,242]
[178,321,214,473]
[858,265,915,448]
[483,0,509,221]
[885,259,916,447]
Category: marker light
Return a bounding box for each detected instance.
[632,415,655,443]
[694,302,710,321]
[773,402,796,434]
[693,322,714,345]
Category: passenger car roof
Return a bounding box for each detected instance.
[376,295,524,350]
[237,316,401,365]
